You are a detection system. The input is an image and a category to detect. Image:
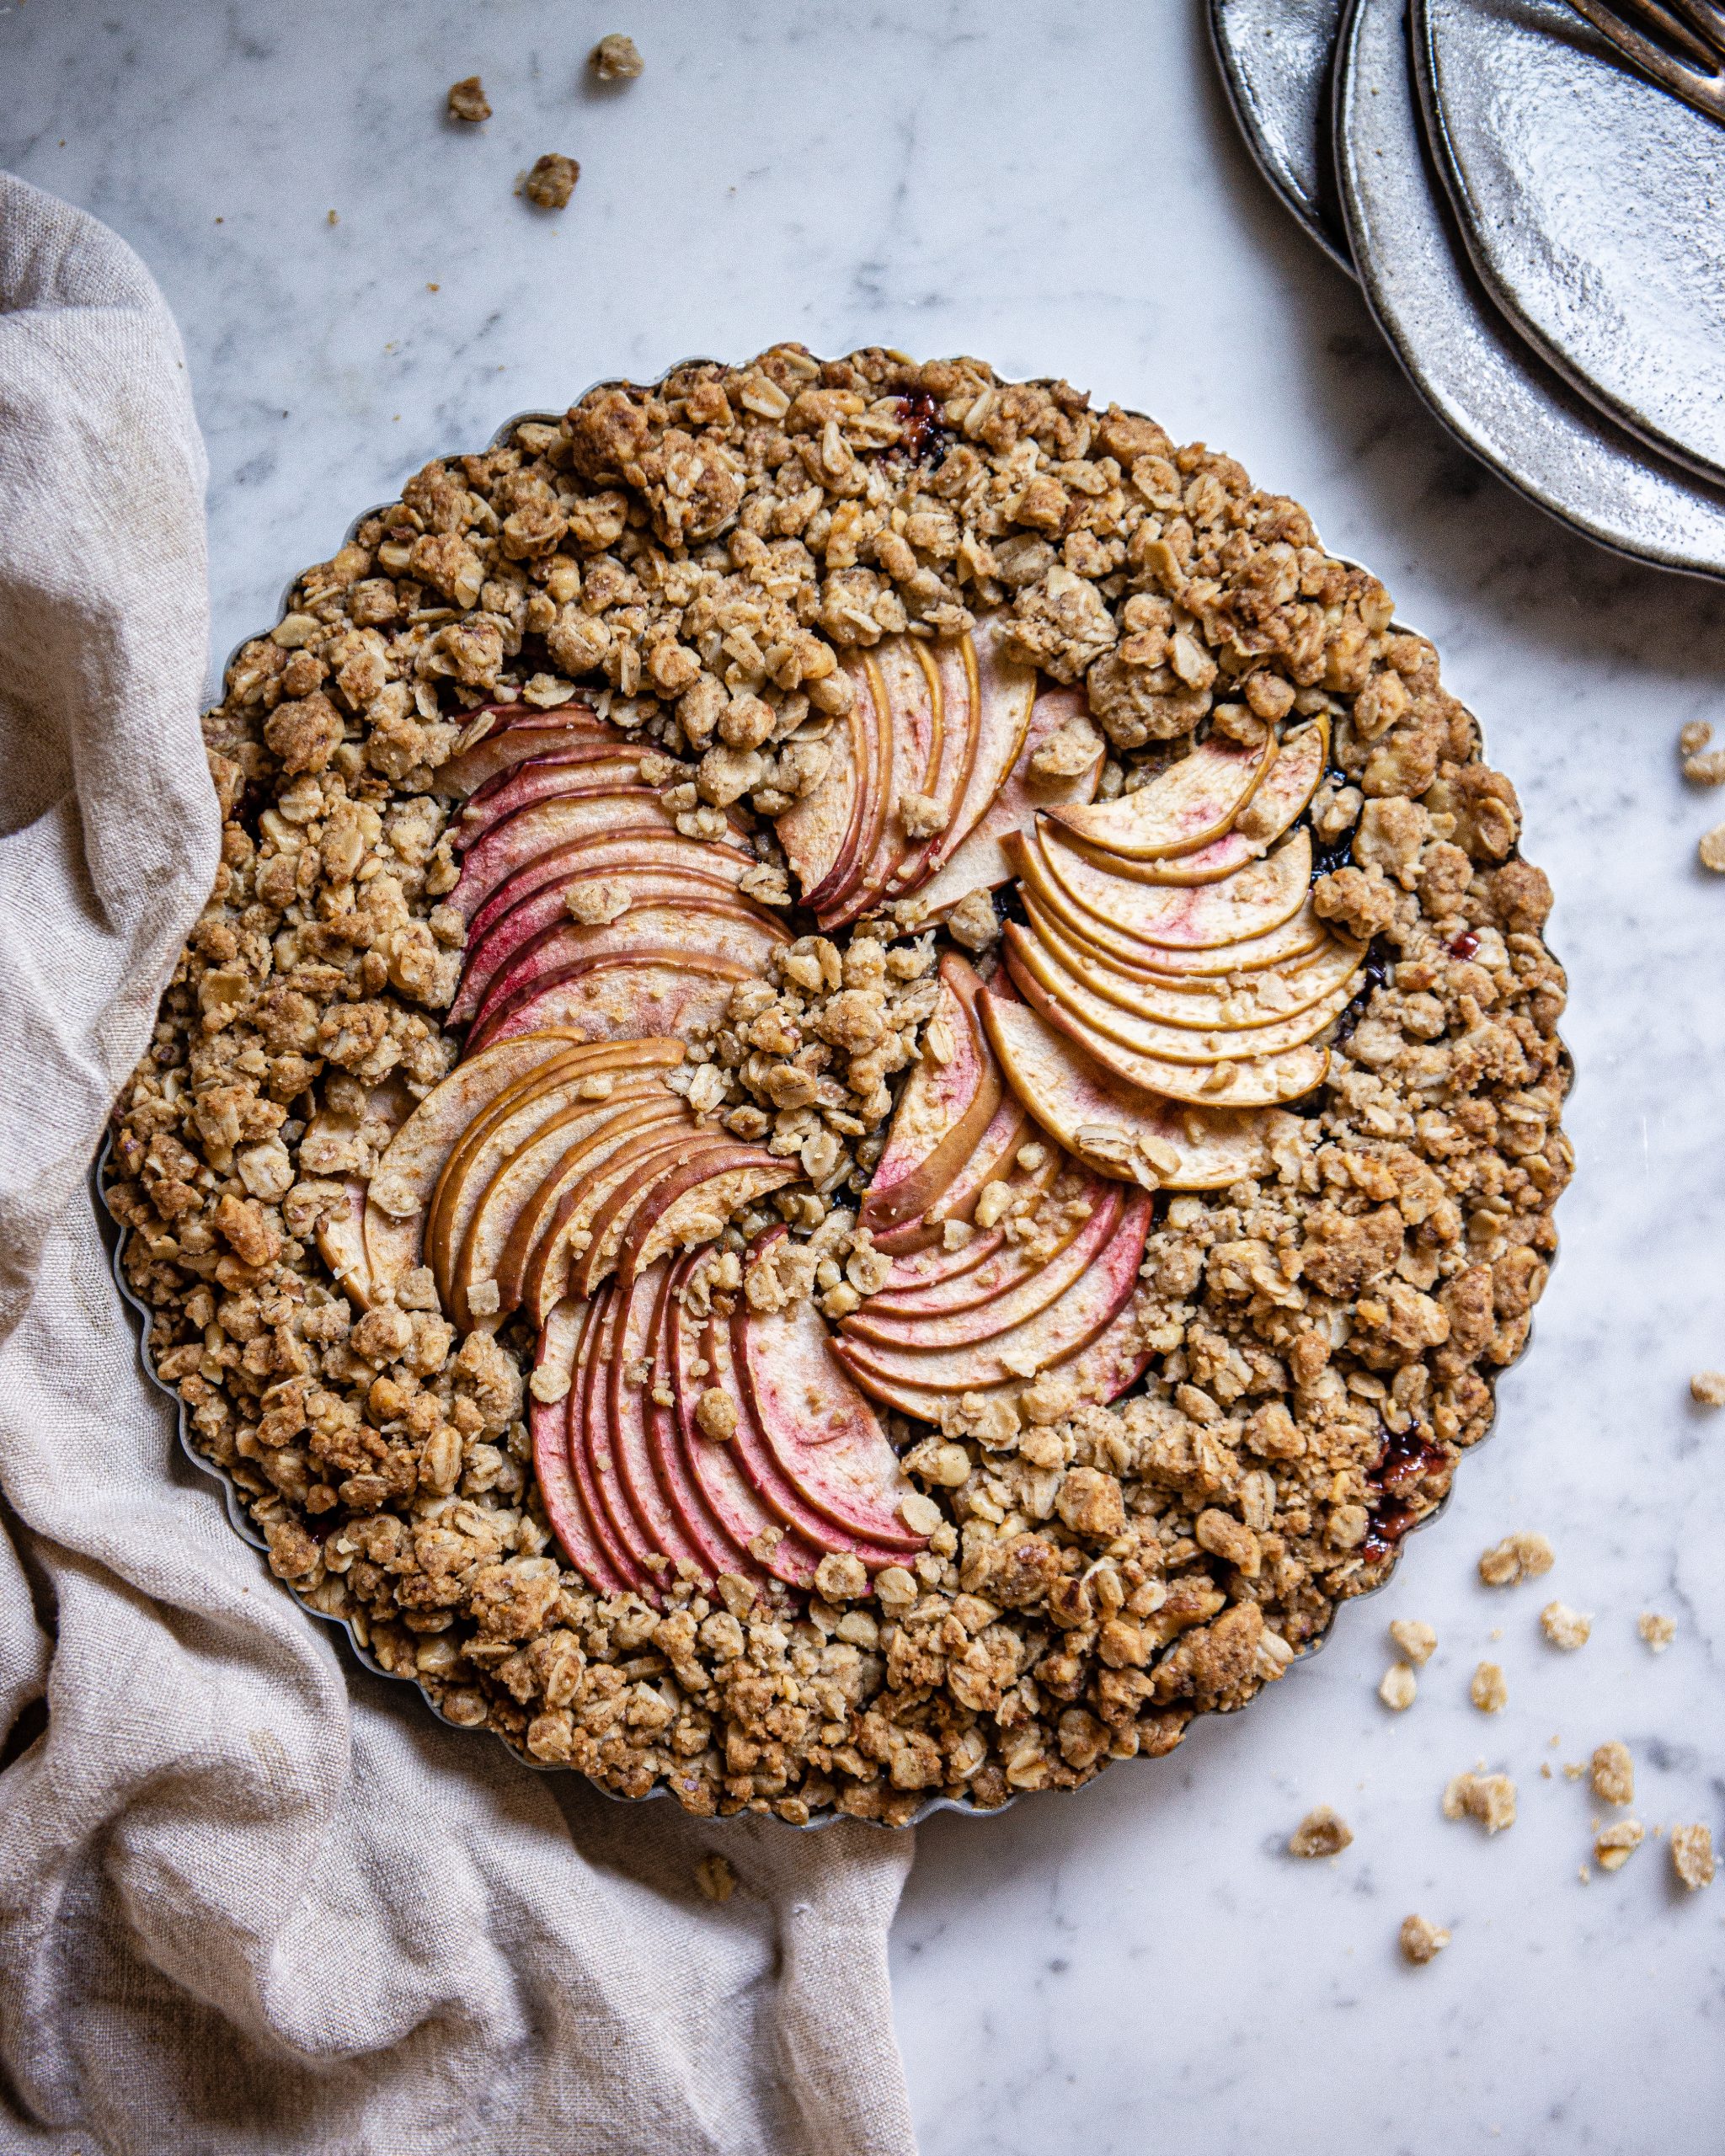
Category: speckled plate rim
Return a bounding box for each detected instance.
[1208,0,1356,276]
[1334,0,1725,584]
[93,363,1557,1828]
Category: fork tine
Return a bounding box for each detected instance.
[1666,0,1725,56]
[1571,0,1719,62]
[1565,0,1725,120]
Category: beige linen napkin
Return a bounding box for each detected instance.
[0,174,917,2156]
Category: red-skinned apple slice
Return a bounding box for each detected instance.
[1104,718,1328,887]
[569,1287,657,1596]
[810,653,895,924]
[733,1238,926,1552]
[617,1150,800,1286]
[530,1116,700,1322]
[451,792,678,922]
[435,703,605,795]
[515,1097,690,1321]
[454,862,758,1023]
[1022,896,1364,1033]
[980,985,1287,1189]
[1004,825,1328,978]
[1037,822,1315,951]
[459,736,654,815]
[467,902,787,1042]
[1005,947,1331,1108]
[873,1136,1064,1294]
[468,952,758,1054]
[834,1189,1152,1407]
[307,1075,414,1307]
[453,754,665,853]
[363,1027,601,1299]
[465,828,753,951]
[665,1268,822,1588]
[571,1129,746,1301]
[1049,729,1275,861]
[870,1091,1031,1257]
[858,952,1003,1236]
[888,637,969,897]
[844,1182,1123,1346]
[606,1262,720,1585]
[916,614,1036,882]
[862,1155,1103,1314]
[640,1257,761,1584]
[819,640,940,927]
[912,684,1104,921]
[1006,922,1359,1066]
[779,673,867,906]
[1046,1283,1155,1406]
[532,1295,631,1596]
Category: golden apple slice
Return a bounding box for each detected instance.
[916,614,1037,883]
[1103,718,1329,886]
[1049,730,1275,861]
[363,1028,614,1301]
[889,637,972,898]
[1023,893,1364,1031]
[573,1127,753,1300]
[1035,821,1315,951]
[820,638,940,928]
[858,951,1002,1235]
[1005,950,1330,1107]
[467,951,758,1054]
[622,1155,800,1283]
[451,794,678,921]
[980,985,1287,1189]
[784,664,874,910]
[510,1096,690,1316]
[1006,923,1357,1065]
[915,684,1105,921]
[307,1075,414,1307]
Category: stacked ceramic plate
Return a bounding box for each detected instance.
[1210,0,1725,579]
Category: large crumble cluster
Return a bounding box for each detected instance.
[104,347,1570,1824]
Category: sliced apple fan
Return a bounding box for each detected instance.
[324,680,1359,1600]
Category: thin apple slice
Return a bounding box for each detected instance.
[451,792,677,922]
[1108,718,1328,887]
[619,1151,800,1285]
[572,1129,746,1300]
[453,754,660,853]
[363,1027,601,1300]
[1047,1283,1155,1406]
[468,952,758,1055]
[889,636,971,898]
[858,952,1003,1237]
[862,1155,1103,1315]
[1005,825,1328,978]
[845,1182,1123,1347]
[1037,822,1315,951]
[455,1083,676,1327]
[466,829,753,950]
[1049,729,1275,861]
[532,1295,631,1596]
[911,685,1104,921]
[818,638,942,928]
[916,613,1037,881]
[810,654,895,924]
[779,678,867,906]
[872,1091,1031,1257]
[1023,895,1364,1033]
[606,1262,720,1588]
[980,985,1288,1189]
[873,1139,1064,1292]
[529,1114,698,1323]
[665,1270,822,1588]
[1005,950,1331,1108]
[641,1257,761,1584]
[516,1098,691,1322]
[569,1286,658,1596]
[733,1241,927,1552]
[834,1190,1151,1408]
[307,1076,414,1307]
[459,736,654,815]
[436,704,606,795]
[1006,922,1359,1066]
[455,862,757,1024]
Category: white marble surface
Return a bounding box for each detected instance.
[6,3,1724,2149]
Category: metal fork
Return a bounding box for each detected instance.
[1565,0,1725,122]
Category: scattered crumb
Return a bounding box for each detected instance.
[591,32,644,80]
[1638,1611,1676,1653]
[1562,1761,1586,1780]
[694,1851,736,1902]
[1379,1662,1418,1712]
[1399,1913,1450,1966]
[1594,1818,1644,1873]
[1470,1662,1508,1714]
[1578,1862,1591,1883]
[1477,1532,1554,1588]
[1443,1771,1517,1833]
[1680,718,1713,758]
[1670,1823,1716,1892]
[1389,1618,1437,1665]
[1290,1806,1354,1859]
[1540,1762,1552,1780]
[427,282,441,293]
[1690,1370,1725,1406]
[525,154,580,211]
[1487,1626,1503,1641]
[1590,1741,1634,1806]
[1541,1601,1592,1651]
[326,209,339,227]
[447,74,492,123]
[1700,825,1725,873]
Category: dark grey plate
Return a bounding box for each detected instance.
[1336,0,1725,580]
[1417,0,1725,488]
[1210,0,1354,271]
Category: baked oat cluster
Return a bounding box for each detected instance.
[104,345,1571,1825]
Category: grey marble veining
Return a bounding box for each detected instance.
[3,4,1722,2152]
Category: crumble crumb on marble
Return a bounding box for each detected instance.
[591,33,644,81]
[1379,1661,1417,1711]
[1698,825,1725,873]
[1290,1806,1353,1858]
[1443,1770,1516,1833]
[1470,1661,1507,1714]
[1399,1913,1450,1965]
[447,76,491,123]
[105,345,1571,1823]
[1541,1601,1591,1651]
[1670,1823,1716,1891]
[1477,1533,1555,1588]
[1637,1611,1675,1652]
[1589,1741,1633,1806]
[524,154,579,210]
[1389,1617,1437,1665]
[1689,1369,1725,1406]
[1594,1818,1643,1873]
